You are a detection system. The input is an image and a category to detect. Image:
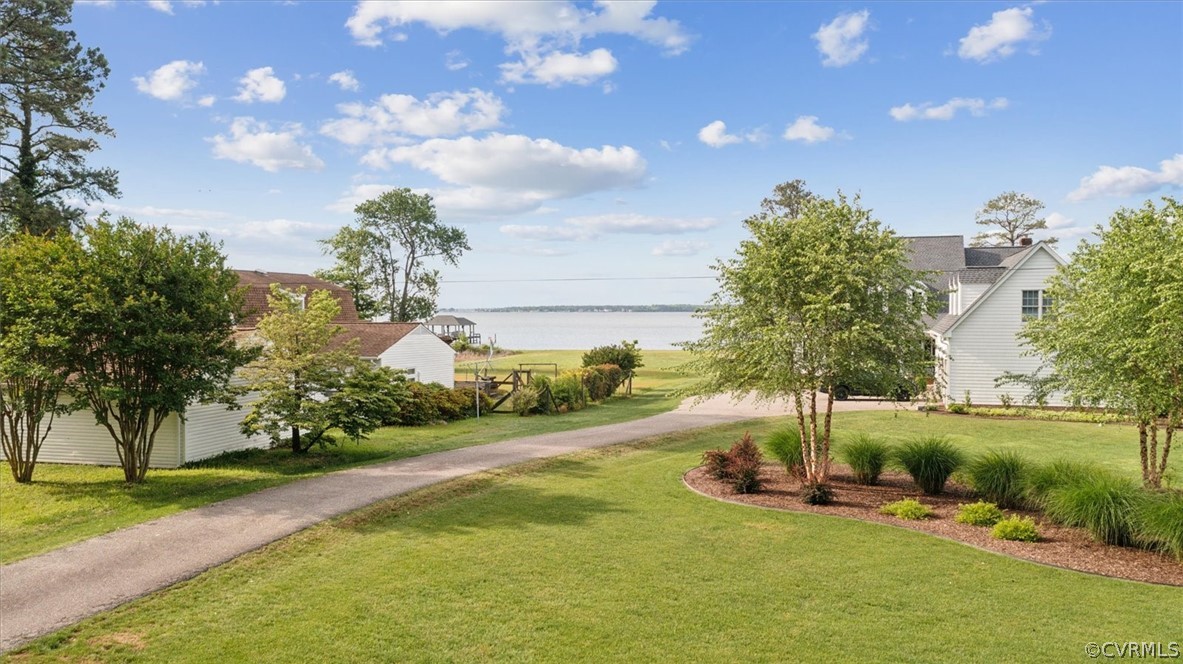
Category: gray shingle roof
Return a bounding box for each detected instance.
[956,267,1007,284]
[964,246,1027,267]
[931,313,960,335]
[903,235,967,273]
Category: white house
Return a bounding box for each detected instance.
[14,272,456,468]
[336,322,457,387]
[906,236,1068,406]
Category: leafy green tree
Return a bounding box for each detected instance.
[682,192,933,490]
[0,0,119,236]
[970,191,1051,247]
[68,218,251,483]
[330,365,410,443]
[1023,198,1181,488]
[0,231,85,481]
[582,341,645,374]
[758,179,816,220]
[239,285,363,454]
[314,225,381,320]
[319,188,469,322]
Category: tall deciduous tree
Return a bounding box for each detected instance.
[970,191,1051,247]
[0,231,85,481]
[313,225,380,320]
[319,188,469,322]
[69,218,250,483]
[1023,198,1181,488]
[759,179,816,220]
[0,0,119,236]
[682,192,933,490]
[239,285,363,454]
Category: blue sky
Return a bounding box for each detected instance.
[71,1,1183,308]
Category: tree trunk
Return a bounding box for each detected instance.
[291,425,303,454]
[1138,422,1150,486]
[821,389,835,483]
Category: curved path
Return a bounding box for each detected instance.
[0,395,904,652]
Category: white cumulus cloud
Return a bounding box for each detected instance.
[697,120,742,148]
[321,88,506,145]
[209,117,324,172]
[813,10,871,67]
[234,66,286,104]
[652,240,710,256]
[445,50,470,71]
[889,97,1008,122]
[147,0,173,14]
[1067,154,1183,202]
[132,60,205,101]
[500,48,618,87]
[197,95,216,107]
[783,116,838,143]
[328,70,360,91]
[958,7,1050,62]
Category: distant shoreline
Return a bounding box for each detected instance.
[439,305,705,313]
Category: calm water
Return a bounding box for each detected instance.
[445,311,703,351]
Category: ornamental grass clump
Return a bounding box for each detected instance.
[1042,470,1146,546]
[1133,490,1183,560]
[1024,459,1105,509]
[879,498,933,520]
[839,434,891,485]
[992,516,1040,542]
[966,450,1031,509]
[955,501,1005,527]
[893,436,966,495]
[765,428,805,480]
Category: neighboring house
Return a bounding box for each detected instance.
[19,271,454,468]
[337,322,457,388]
[905,235,1068,406]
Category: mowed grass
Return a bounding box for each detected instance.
[0,350,692,563]
[11,416,1179,663]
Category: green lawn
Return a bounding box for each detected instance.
[0,350,692,563]
[11,414,1178,663]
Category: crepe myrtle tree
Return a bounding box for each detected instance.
[0,230,87,482]
[681,191,935,490]
[68,217,252,483]
[1022,198,1181,488]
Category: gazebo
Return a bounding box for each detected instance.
[425,314,479,344]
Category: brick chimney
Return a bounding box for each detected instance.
[1019,236,1033,246]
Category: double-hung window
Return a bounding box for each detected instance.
[1021,289,1052,319]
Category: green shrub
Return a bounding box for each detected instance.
[893,436,966,495]
[1024,460,1107,508]
[954,501,1005,527]
[992,516,1040,542]
[530,376,556,414]
[1042,471,1146,546]
[395,381,442,426]
[511,385,540,416]
[765,428,805,479]
[450,338,470,352]
[1133,490,1183,560]
[966,450,1030,508]
[551,371,586,412]
[879,498,933,520]
[583,364,624,401]
[582,340,644,373]
[962,407,1130,424]
[840,434,891,485]
[946,403,968,414]
[449,387,493,418]
[801,482,834,505]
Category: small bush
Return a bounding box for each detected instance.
[893,436,966,495]
[879,498,933,520]
[1042,471,1146,546]
[451,387,493,418]
[955,501,1005,527]
[584,364,624,401]
[840,434,891,485]
[1133,490,1183,560]
[702,432,764,494]
[450,338,470,352]
[801,482,834,505]
[582,340,644,373]
[966,450,1030,509]
[511,385,540,416]
[765,429,805,479]
[992,516,1040,542]
[946,403,968,414]
[552,371,586,412]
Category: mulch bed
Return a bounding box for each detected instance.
[684,463,1183,587]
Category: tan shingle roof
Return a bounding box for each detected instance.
[335,322,449,357]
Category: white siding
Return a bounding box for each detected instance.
[376,326,456,387]
[21,403,183,468]
[943,248,1066,406]
[959,283,989,311]
[181,389,268,464]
